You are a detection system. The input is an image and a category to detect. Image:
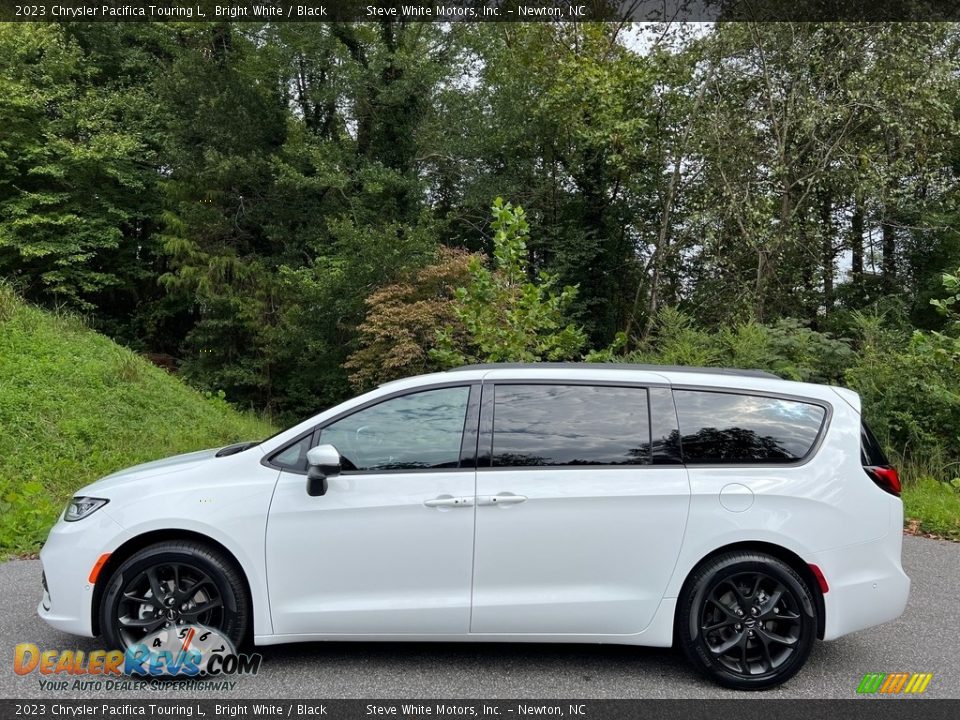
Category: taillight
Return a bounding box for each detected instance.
[865,465,901,497]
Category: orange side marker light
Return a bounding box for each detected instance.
[88,553,111,584]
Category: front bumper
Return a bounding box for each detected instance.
[37,509,131,637]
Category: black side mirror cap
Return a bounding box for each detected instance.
[306,466,328,497]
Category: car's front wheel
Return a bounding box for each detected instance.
[676,551,817,690]
[99,540,249,651]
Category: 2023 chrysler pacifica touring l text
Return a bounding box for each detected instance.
[39,363,910,689]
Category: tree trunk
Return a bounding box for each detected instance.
[638,153,683,340]
[850,197,864,286]
[881,211,896,292]
[821,193,834,312]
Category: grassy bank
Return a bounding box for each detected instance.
[897,452,960,541]
[902,476,960,541]
[0,287,276,556]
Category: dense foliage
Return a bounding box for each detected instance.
[1,22,959,506]
[344,247,478,390]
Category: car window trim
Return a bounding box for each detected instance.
[262,381,481,476]
[265,378,834,474]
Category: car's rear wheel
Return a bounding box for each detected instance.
[677,551,817,690]
[99,541,249,651]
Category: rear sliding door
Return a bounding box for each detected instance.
[470,383,691,635]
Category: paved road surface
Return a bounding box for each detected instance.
[1,535,956,699]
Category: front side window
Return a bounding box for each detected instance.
[491,385,651,467]
[674,390,826,464]
[319,386,470,471]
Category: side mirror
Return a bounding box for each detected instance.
[306,444,342,497]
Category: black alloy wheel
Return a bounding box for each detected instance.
[114,562,224,647]
[677,552,817,690]
[99,541,249,651]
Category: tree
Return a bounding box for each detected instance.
[0,24,164,310]
[344,248,478,390]
[427,23,658,344]
[431,199,587,367]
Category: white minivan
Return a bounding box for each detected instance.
[39,363,910,689]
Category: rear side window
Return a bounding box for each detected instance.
[674,390,826,464]
[860,422,889,466]
[491,385,651,467]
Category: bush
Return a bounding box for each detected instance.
[845,319,960,462]
[345,200,590,388]
[344,248,479,391]
[620,308,853,384]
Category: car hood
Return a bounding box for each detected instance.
[77,448,224,496]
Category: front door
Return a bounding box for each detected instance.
[267,384,479,636]
[470,383,691,636]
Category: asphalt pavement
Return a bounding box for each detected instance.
[1,535,956,699]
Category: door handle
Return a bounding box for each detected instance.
[424,495,474,509]
[477,493,528,507]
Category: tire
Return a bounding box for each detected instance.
[99,541,249,652]
[676,551,817,690]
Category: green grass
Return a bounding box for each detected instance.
[902,477,960,542]
[0,286,276,556]
[896,454,960,541]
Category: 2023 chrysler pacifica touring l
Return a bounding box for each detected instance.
[39,363,910,689]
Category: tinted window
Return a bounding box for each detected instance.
[270,434,313,472]
[674,391,825,464]
[320,386,470,471]
[861,422,889,466]
[649,386,683,465]
[491,385,650,467]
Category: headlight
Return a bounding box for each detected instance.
[64,497,109,522]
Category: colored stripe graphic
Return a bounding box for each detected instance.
[908,674,934,694]
[857,673,933,694]
[881,673,908,693]
[857,673,885,693]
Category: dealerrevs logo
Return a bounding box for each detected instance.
[857,672,934,694]
[14,623,261,679]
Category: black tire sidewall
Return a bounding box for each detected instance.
[99,542,248,651]
[678,553,817,690]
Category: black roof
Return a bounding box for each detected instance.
[448,362,780,380]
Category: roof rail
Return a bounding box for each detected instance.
[448,362,781,380]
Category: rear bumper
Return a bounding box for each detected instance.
[815,500,910,640]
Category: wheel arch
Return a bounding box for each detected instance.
[675,540,826,640]
[91,528,253,638]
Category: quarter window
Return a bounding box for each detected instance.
[860,422,889,466]
[270,434,312,472]
[319,386,470,471]
[491,385,651,467]
[673,391,826,464]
